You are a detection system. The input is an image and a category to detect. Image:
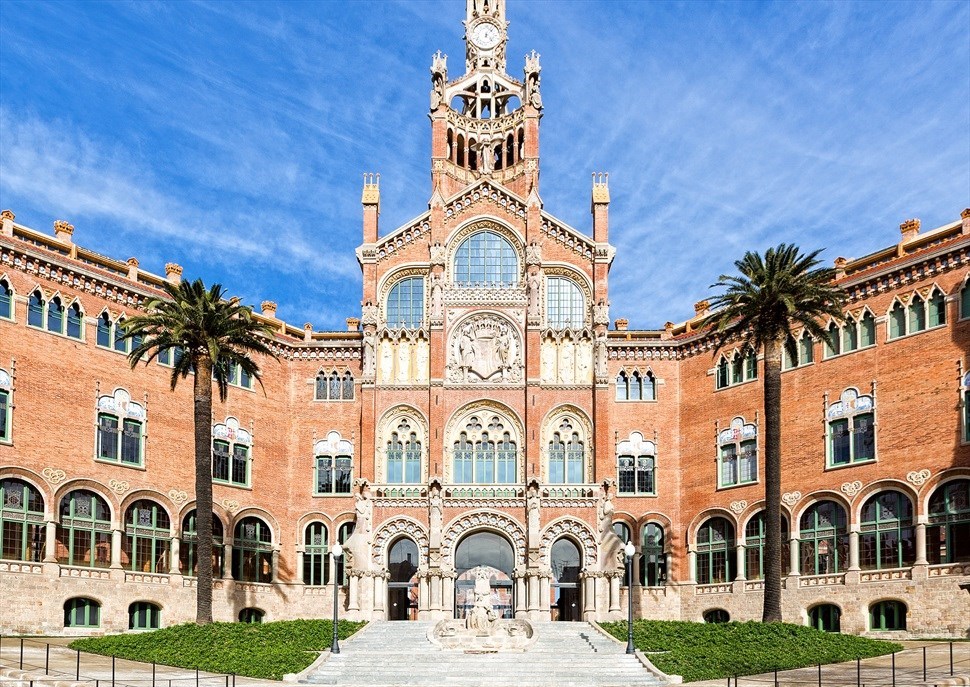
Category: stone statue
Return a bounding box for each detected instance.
[429,243,447,267]
[559,338,575,384]
[576,339,592,383]
[361,302,379,327]
[526,484,541,548]
[396,338,411,382]
[593,300,610,327]
[429,483,443,549]
[415,338,429,382]
[525,242,542,266]
[594,331,608,379]
[540,340,556,383]
[597,483,614,543]
[430,51,447,110]
[527,270,541,318]
[344,482,374,572]
[466,567,498,634]
[379,338,394,383]
[363,332,376,377]
[355,486,373,536]
[430,274,443,320]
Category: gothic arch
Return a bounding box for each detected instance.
[443,399,525,483]
[230,507,281,546]
[372,516,429,567]
[791,490,854,528]
[540,516,597,569]
[375,404,429,484]
[539,404,594,483]
[441,510,526,566]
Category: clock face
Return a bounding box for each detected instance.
[472,22,501,50]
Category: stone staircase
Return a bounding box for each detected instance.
[303,620,668,686]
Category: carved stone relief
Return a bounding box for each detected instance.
[540,331,593,385]
[371,516,429,567]
[441,511,526,565]
[446,315,522,384]
[376,331,429,385]
[540,517,597,569]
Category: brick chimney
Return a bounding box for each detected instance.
[164,263,183,283]
[961,208,970,235]
[54,220,75,244]
[346,317,361,332]
[126,257,139,281]
[303,323,313,341]
[899,218,920,242]
[614,318,628,331]
[261,301,278,318]
[693,300,710,317]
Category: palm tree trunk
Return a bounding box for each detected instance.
[194,357,214,625]
[762,339,783,622]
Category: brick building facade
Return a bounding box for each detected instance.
[1,0,969,637]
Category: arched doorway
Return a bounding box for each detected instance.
[387,537,418,620]
[550,537,582,621]
[454,531,514,620]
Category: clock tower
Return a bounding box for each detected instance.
[465,0,508,73]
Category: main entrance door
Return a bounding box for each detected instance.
[454,531,515,619]
[551,537,582,621]
[387,537,418,620]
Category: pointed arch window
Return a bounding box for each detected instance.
[859,311,876,347]
[546,277,585,329]
[0,369,12,443]
[548,424,584,485]
[927,479,970,564]
[888,301,906,339]
[57,490,111,568]
[179,510,224,577]
[928,288,946,327]
[889,289,946,340]
[0,478,45,561]
[231,517,273,583]
[96,312,112,348]
[453,231,518,287]
[963,372,970,444]
[717,418,757,488]
[784,331,815,369]
[453,415,516,484]
[615,372,628,400]
[0,279,12,320]
[27,291,44,328]
[66,302,83,339]
[696,517,734,584]
[860,491,914,570]
[799,500,849,575]
[47,296,64,333]
[824,322,841,358]
[961,280,970,320]
[315,370,355,401]
[716,357,729,389]
[826,388,875,467]
[122,500,171,573]
[387,418,422,484]
[908,293,927,332]
[386,277,424,329]
[717,350,756,389]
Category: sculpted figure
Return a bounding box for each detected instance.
[429,483,443,549]
[540,341,556,383]
[362,332,376,377]
[396,338,411,382]
[430,274,443,320]
[526,484,541,547]
[415,338,429,382]
[379,338,394,383]
[594,331,608,379]
[597,483,614,543]
[527,270,541,318]
[576,339,592,383]
[559,338,575,384]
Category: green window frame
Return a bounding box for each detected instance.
[908,295,926,333]
[212,437,250,487]
[640,523,666,587]
[716,358,729,388]
[869,600,906,631]
[96,313,112,348]
[743,512,789,579]
[859,311,876,347]
[888,301,906,339]
[179,510,225,577]
[0,387,11,443]
[927,479,970,565]
[964,373,970,444]
[97,413,144,467]
[928,289,946,327]
[860,491,915,570]
[57,490,111,568]
[27,291,44,328]
[128,601,160,630]
[123,500,171,573]
[47,296,64,334]
[824,322,841,358]
[231,517,273,583]
[66,302,83,339]
[718,417,758,488]
[827,389,875,468]
[799,501,849,575]
[0,279,12,320]
[239,607,264,623]
[961,281,970,320]
[64,597,100,628]
[0,478,45,562]
[302,522,330,586]
[809,604,841,632]
[718,350,756,388]
[314,453,353,494]
[696,517,734,584]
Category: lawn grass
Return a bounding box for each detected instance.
[69,619,366,680]
[599,620,902,682]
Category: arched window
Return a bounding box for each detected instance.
[827,388,875,467]
[66,302,83,339]
[824,321,841,358]
[615,372,628,400]
[718,417,757,487]
[550,538,582,621]
[0,369,10,442]
[696,518,734,584]
[453,231,518,287]
[548,430,584,484]
[97,390,146,467]
[642,372,656,400]
[744,512,790,579]
[927,479,970,564]
[27,291,44,328]
[888,301,906,339]
[336,522,354,584]
[703,609,730,623]
[314,432,354,495]
[640,523,666,587]
[64,598,100,628]
[859,311,876,347]
[342,371,354,399]
[303,522,330,586]
[716,357,729,389]
[928,288,946,327]
[908,294,926,333]
[387,421,422,485]
[453,415,516,484]
[869,600,906,631]
[860,491,915,570]
[212,419,251,487]
[718,350,756,388]
[629,371,642,400]
[809,604,841,632]
[0,478,45,561]
[612,522,631,545]
[964,373,970,444]
[961,280,970,320]
[129,601,161,630]
[617,432,656,495]
[57,490,111,568]
[179,510,224,577]
[231,517,273,583]
[123,500,171,573]
[113,317,129,353]
[47,296,64,333]
[546,277,585,329]
[799,501,849,575]
[0,279,12,320]
[96,312,112,348]
[842,317,858,353]
[386,277,424,329]
[388,537,420,620]
[784,331,815,369]
[239,607,264,623]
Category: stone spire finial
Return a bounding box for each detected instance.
[303,323,313,341]
[693,300,710,317]
[0,210,14,238]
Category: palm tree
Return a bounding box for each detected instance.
[123,279,278,624]
[708,244,846,622]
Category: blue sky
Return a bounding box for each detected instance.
[1,0,968,330]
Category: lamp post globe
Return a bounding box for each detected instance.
[624,540,636,655]
[331,543,344,655]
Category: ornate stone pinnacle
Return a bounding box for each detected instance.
[261,301,278,317]
[165,263,183,276]
[53,219,75,235]
[0,209,14,221]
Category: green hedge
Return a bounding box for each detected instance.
[69,619,366,680]
[599,620,902,682]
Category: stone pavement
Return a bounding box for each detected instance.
[688,641,970,687]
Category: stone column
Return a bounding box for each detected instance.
[514,575,526,615]
[583,575,596,613]
[609,573,621,613]
[348,573,360,612]
[443,573,456,615]
[539,575,551,614]
[223,543,233,579]
[111,529,123,569]
[373,574,385,617]
[914,522,928,565]
[44,521,57,562]
[687,550,697,583]
[735,544,746,581]
[789,537,800,576]
[296,551,304,582]
[528,574,540,613]
[632,552,642,588]
[271,550,280,583]
[170,537,181,574]
[848,530,860,571]
[419,573,430,614]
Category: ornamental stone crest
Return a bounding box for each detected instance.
[42,467,67,485]
[782,491,802,507]
[222,499,240,513]
[168,489,188,506]
[729,500,747,514]
[447,315,522,384]
[108,479,130,495]
[840,480,863,498]
[906,469,931,487]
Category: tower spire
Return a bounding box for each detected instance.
[464,0,508,73]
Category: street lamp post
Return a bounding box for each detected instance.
[331,543,343,655]
[624,540,636,655]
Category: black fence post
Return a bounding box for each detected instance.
[922,645,927,682]
[152,662,156,687]
[232,673,236,687]
[112,655,116,687]
[196,667,199,687]
[950,641,954,676]
[891,651,896,687]
[817,663,821,687]
[45,642,50,673]
[20,637,24,669]
[76,649,81,680]
[856,656,861,687]
[774,668,778,687]
[225,675,229,687]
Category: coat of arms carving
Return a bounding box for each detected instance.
[447,315,522,384]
